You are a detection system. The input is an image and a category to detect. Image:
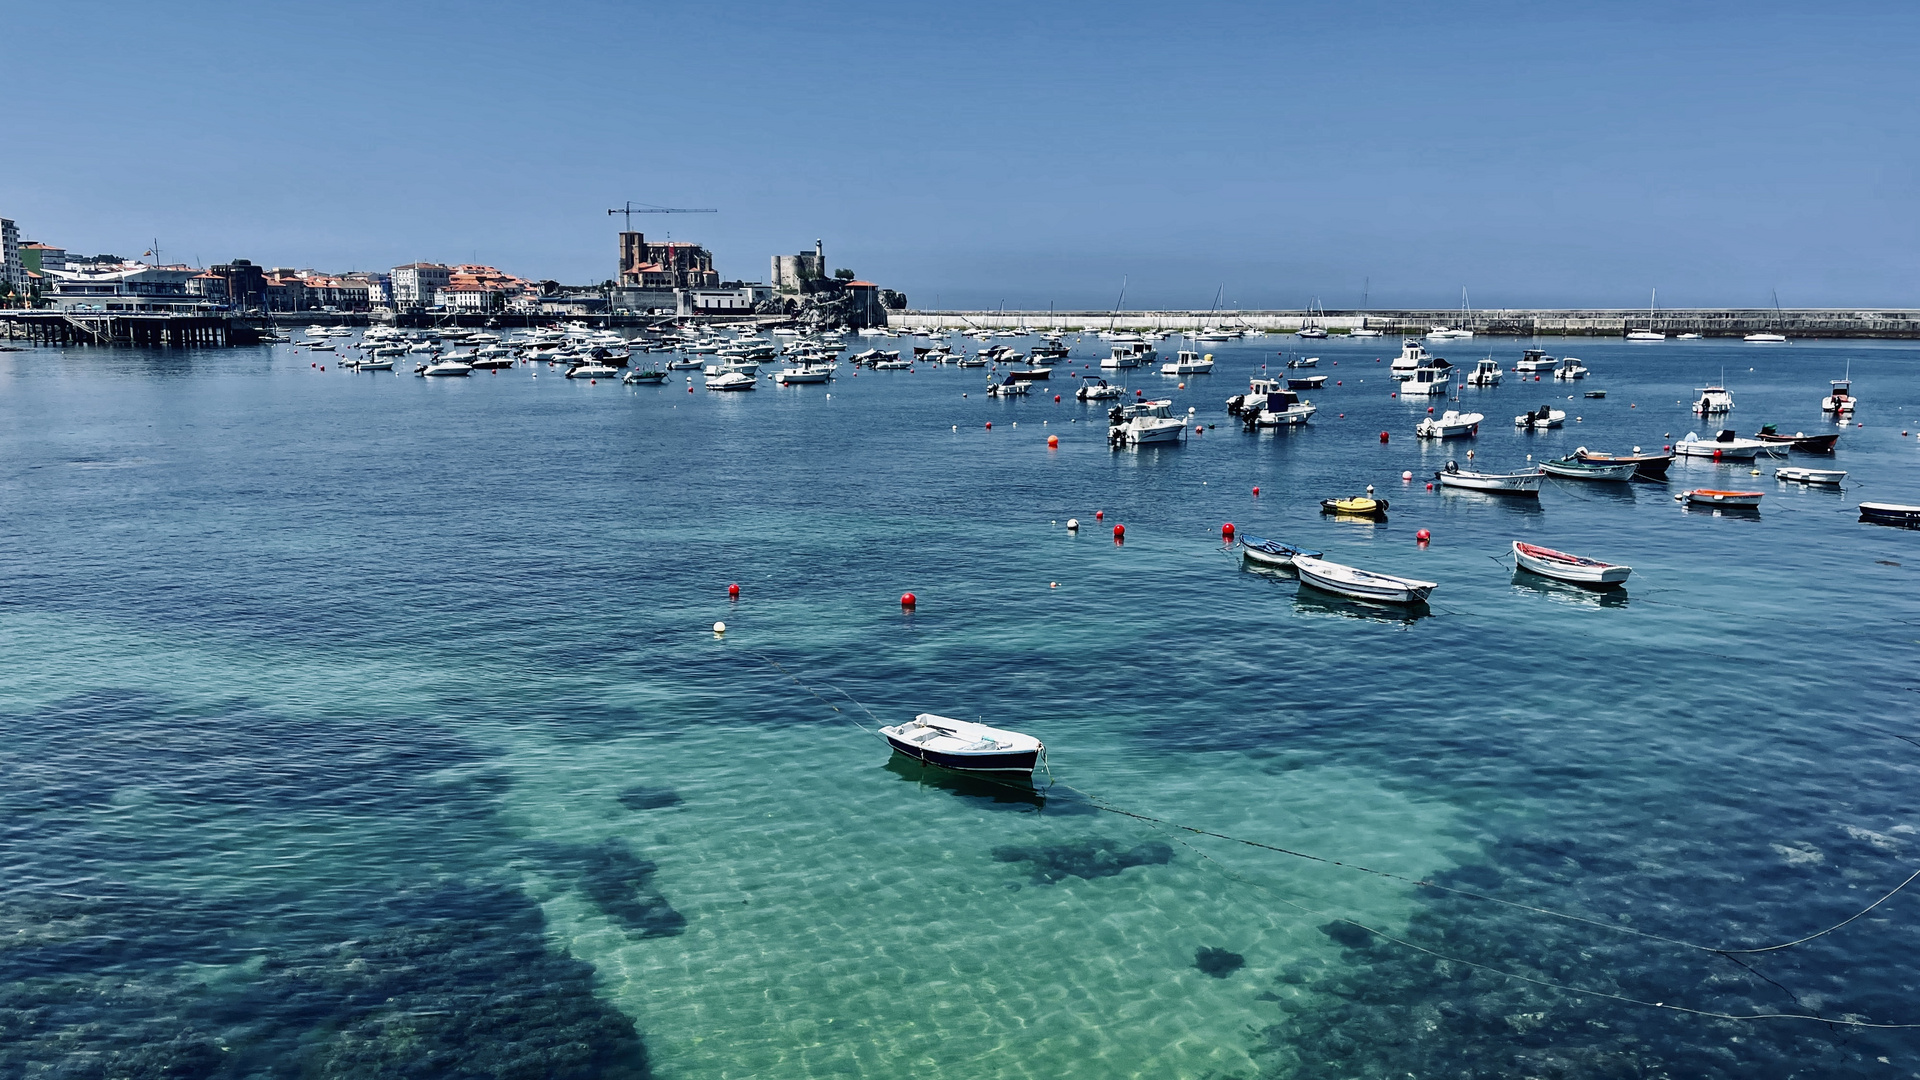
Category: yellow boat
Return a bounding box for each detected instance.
[1320,496,1389,518]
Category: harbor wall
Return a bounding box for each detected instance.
[885,309,1920,339]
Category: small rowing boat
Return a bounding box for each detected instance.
[879,714,1043,775]
[1511,541,1632,588]
[1677,488,1763,507]
[1292,555,1436,605]
[1775,467,1846,486]
[1859,502,1920,528]
[1574,447,1672,479]
[1239,535,1322,569]
[1540,456,1638,481]
[1754,425,1839,453]
[1435,461,1541,495]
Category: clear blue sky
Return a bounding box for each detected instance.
[6,0,1915,309]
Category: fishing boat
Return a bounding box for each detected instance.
[1776,467,1846,485]
[879,714,1043,776]
[1075,377,1122,401]
[1511,541,1633,587]
[1391,338,1437,377]
[1320,496,1388,518]
[1292,555,1435,604]
[1514,348,1556,374]
[1675,430,1768,461]
[1551,357,1589,380]
[1514,405,1566,430]
[1574,448,1672,479]
[1238,381,1317,427]
[1399,362,1454,396]
[1822,374,1857,416]
[987,375,1030,397]
[1754,425,1839,453]
[1859,503,1920,528]
[623,369,669,384]
[1239,535,1322,569]
[1160,350,1215,375]
[1285,374,1327,390]
[1539,456,1638,481]
[705,371,757,391]
[1436,462,1541,495]
[1101,342,1156,369]
[1692,386,1735,414]
[1678,488,1764,507]
[1415,410,1484,439]
[1466,358,1502,386]
[1108,399,1190,445]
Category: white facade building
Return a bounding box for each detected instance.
[0,218,22,297]
[390,263,450,308]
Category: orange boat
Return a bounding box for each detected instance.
[1678,488,1764,508]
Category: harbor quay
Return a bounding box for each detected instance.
[889,308,1920,339]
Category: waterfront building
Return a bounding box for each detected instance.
[676,283,774,316]
[617,233,719,289]
[771,240,826,294]
[20,242,66,276]
[0,218,21,299]
[186,272,229,305]
[433,265,534,313]
[299,274,371,312]
[265,272,309,313]
[40,262,209,313]
[209,259,267,311]
[390,262,451,309]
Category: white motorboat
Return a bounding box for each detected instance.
[1551,357,1589,380]
[1286,356,1319,368]
[1511,542,1632,587]
[1349,327,1383,337]
[986,376,1029,397]
[879,714,1042,775]
[1776,467,1846,485]
[666,357,704,370]
[567,363,620,379]
[1436,462,1541,495]
[1075,377,1122,401]
[1108,399,1191,445]
[1822,375,1857,416]
[1196,327,1239,342]
[1101,342,1157,369]
[1513,348,1556,373]
[1415,410,1484,439]
[1427,326,1473,340]
[705,371,757,391]
[1676,333,1702,339]
[418,359,472,377]
[1692,386,1735,414]
[1399,363,1454,396]
[623,369,668,384]
[1744,332,1787,343]
[1161,349,1215,375]
[1235,378,1317,426]
[1675,430,1767,461]
[1391,338,1435,377]
[1292,556,1436,605]
[351,358,395,372]
[1626,329,1666,341]
[774,366,833,384]
[1466,358,1502,386]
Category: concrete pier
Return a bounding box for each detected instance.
[887,308,1920,339]
[0,312,263,347]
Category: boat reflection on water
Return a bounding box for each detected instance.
[1291,587,1430,625]
[1509,569,1630,608]
[880,754,1094,815]
[1435,488,1546,514]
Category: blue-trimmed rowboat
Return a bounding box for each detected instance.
[1860,502,1920,528]
[1239,535,1322,570]
[880,714,1043,776]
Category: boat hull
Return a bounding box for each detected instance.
[1512,542,1631,587]
[1860,502,1920,528]
[1293,556,1434,605]
[1576,451,1671,479]
[1755,432,1839,453]
[882,735,1040,775]
[1681,489,1763,507]
[1438,470,1541,494]
[1540,460,1638,481]
[1240,537,1321,569]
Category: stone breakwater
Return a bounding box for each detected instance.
[889,308,1920,338]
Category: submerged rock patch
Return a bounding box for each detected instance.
[990,837,1174,885]
[1195,946,1246,978]
[617,785,683,811]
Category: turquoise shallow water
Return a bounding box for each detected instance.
[1,333,1917,1077]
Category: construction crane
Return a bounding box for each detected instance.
[606,201,717,231]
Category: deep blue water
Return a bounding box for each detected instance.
[1,331,1917,1078]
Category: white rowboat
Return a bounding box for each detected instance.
[1292,556,1436,605]
[1511,541,1632,587]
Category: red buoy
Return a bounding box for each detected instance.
[728,583,740,598]
[900,592,917,608]
[1251,486,1260,496]
[1054,394,1061,402]
[1095,510,1104,520]
[985,421,992,429]
[1112,523,1125,540]
[1427,406,1434,413]
[1391,392,1398,399]
[1047,435,1058,448]
[1380,431,1390,443]
[1222,522,1235,540]
[1417,529,1431,543]
[1136,389,1144,396]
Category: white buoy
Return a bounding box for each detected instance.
[713,621,726,634]
[1067,518,1080,530]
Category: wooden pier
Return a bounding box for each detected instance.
[0,312,265,347]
